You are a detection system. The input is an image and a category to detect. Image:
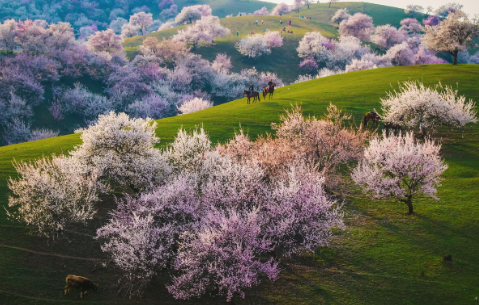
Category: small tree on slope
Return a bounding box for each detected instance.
[352,131,448,214]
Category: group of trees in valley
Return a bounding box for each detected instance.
[0,7,283,145]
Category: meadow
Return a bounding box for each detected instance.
[1,64,478,304]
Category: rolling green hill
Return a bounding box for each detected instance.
[1,64,478,304]
[124,2,417,83]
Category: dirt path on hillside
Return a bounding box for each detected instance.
[0,243,106,262]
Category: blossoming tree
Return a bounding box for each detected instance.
[352,131,448,214]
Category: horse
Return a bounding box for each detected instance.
[384,121,402,135]
[363,112,381,127]
[262,83,275,99]
[243,90,261,104]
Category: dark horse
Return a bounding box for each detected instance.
[384,122,402,135]
[243,90,261,104]
[363,111,381,127]
[262,83,276,99]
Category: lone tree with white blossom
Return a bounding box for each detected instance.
[380,81,477,134]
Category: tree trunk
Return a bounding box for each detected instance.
[405,197,413,214]
[452,51,458,65]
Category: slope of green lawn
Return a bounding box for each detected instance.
[172,0,276,18]
[123,2,416,83]
[1,65,478,304]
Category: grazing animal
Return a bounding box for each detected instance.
[262,83,276,99]
[363,111,381,127]
[443,254,453,262]
[64,275,98,298]
[384,121,402,135]
[243,90,261,104]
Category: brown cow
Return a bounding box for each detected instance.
[64,275,98,298]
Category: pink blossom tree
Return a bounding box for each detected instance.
[0,19,18,52]
[212,53,233,72]
[264,31,284,47]
[168,208,279,301]
[370,24,408,49]
[414,47,447,64]
[352,131,448,214]
[423,11,478,65]
[339,13,374,41]
[175,5,212,24]
[85,29,123,54]
[384,42,415,66]
[96,177,201,297]
[423,16,441,27]
[399,18,423,34]
[129,12,153,35]
[271,3,292,15]
[291,0,304,13]
[139,37,190,64]
[299,58,319,72]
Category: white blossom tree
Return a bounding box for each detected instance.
[178,98,213,114]
[70,112,171,192]
[331,8,350,25]
[172,16,230,48]
[235,34,271,58]
[129,12,153,35]
[175,5,212,24]
[291,0,304,13]
[352,131,448,214]
[296,31,333,62]
[381,81,477,132]
[8,155,106,237]
[271,3,292,15]
[370,24,408,49]
[423,11,478,65]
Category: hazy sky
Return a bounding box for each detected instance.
[266,0,479,15]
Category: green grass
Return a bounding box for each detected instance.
[1,65,479,304]
[123,2,416,83]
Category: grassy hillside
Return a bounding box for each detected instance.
[124,2,416,83]
[172,0,276,18]
[1,64,479,304]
